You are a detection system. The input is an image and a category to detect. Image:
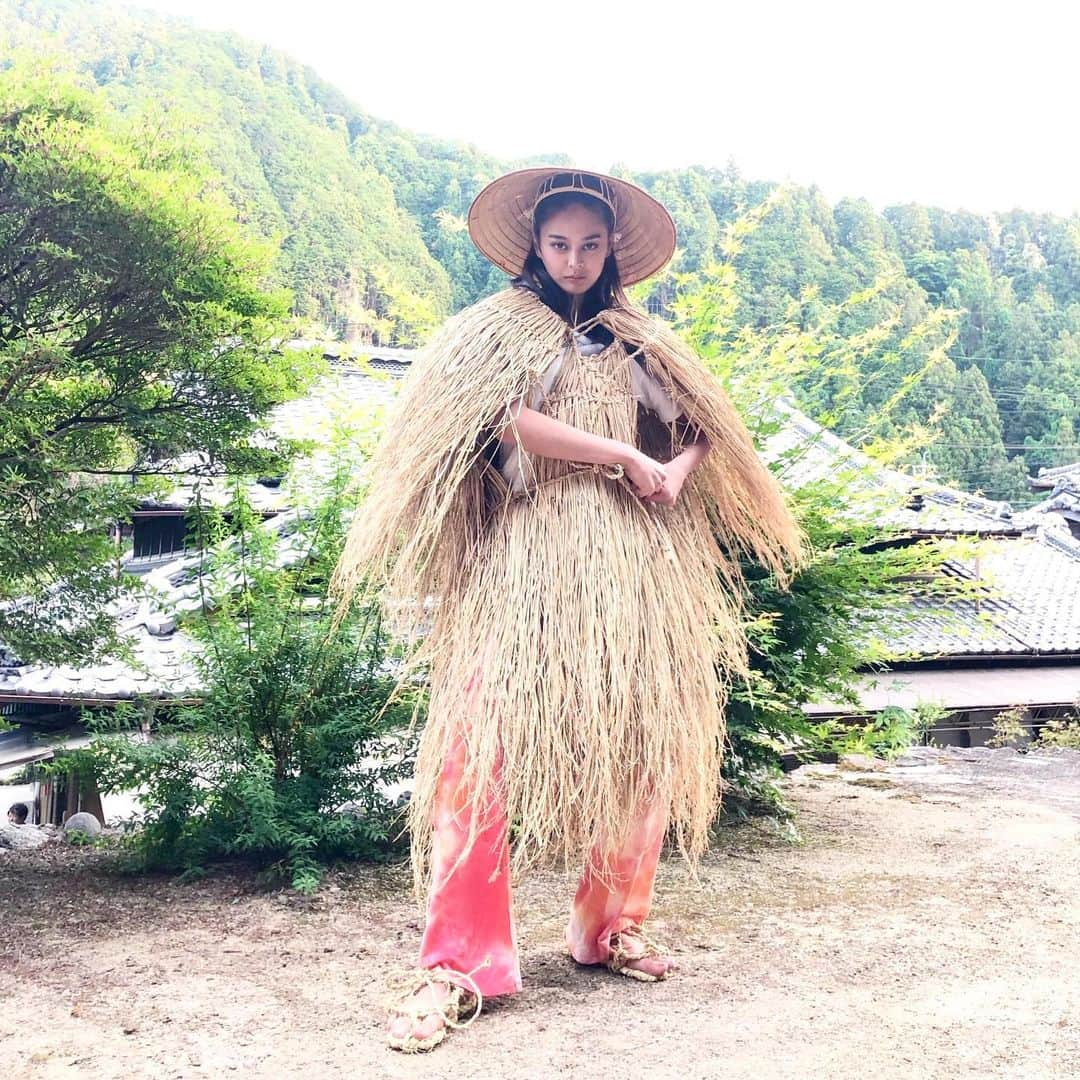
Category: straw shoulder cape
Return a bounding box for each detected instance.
[331,286,803,885]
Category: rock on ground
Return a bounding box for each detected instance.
[62,812,102,840]
[0,823,52,851]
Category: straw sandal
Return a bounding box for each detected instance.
[383,965,484,1054]
[606,923,675,983]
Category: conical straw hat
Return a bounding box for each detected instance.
[467,167,676,286]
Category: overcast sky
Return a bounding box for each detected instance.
[130,0,1079,217]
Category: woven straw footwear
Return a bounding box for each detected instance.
[383,966,483,1053]
[606,923,675,983]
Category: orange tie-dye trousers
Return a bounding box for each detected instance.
[418,732,669,997]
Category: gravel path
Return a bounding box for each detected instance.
[2,746,1078,1079]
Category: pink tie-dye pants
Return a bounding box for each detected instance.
[418,732,669,997]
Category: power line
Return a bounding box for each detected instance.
[949,355,1074,363]
[817,393,1067,405]
[920,445,1078,450]
[958,310,1078,319]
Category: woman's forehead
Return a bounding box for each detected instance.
[537,203,610,236]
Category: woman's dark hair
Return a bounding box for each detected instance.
[511,189,627,327]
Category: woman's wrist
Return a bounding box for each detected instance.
[665,455,689,481]
[672,437,710,475]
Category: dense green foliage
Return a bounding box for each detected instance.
[57,462,417,892]
[631,173,1078,502]
[0,71,315,663]
[3,0,1075,499]
[352,130,570,312]
[672,234,971,812]
[2,0,452,333]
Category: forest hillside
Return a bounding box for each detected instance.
[3,0,1077,501]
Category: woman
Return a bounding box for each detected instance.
[329,168,803,1053]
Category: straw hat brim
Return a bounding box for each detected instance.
[467,167,676,287]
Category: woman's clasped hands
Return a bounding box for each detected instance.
[623,448,686,506]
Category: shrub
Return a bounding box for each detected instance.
[668,207,971,817]
[1035,715,1080,750]
[61,450,417,892]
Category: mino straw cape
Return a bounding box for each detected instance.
[329,171,804,892]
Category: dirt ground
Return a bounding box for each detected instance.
[2,746,1078,1080]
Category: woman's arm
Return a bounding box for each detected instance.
[497,404,668,497]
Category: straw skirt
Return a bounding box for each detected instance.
[406,338,748,886]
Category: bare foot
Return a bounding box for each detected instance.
[620,951,676,979]
[385,971,481,1053]
[385,979,455,1051]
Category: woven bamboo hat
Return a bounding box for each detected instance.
[467,167,677,286]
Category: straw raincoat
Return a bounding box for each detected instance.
[330,282,803,890]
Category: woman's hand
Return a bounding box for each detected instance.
[623,448,668,498]
[498,407,707,506]
[642,436,710,507]
[644,462,687,506]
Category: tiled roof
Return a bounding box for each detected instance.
[133,364,400,513]
[763,399,1021,536]
[136,476,290,514]
[274,365,401,428]
[876,530,1080,658]
[0,620,202,702]
[1019,464,1080,540]
[1031,461,1080,491]
[1014,490,1080,534]
[0,511,316,702]
[289,340,416,365]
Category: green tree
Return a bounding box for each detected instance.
[7,0,1077,504]
[669,216,972,811]
[0,72,318,663]
[1,0,454,323]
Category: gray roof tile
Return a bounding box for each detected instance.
[1032,461,1080,490]
[879,533,1080,658]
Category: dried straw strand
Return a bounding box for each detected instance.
[328,288,805,895]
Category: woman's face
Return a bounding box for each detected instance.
[534,202,612,296]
